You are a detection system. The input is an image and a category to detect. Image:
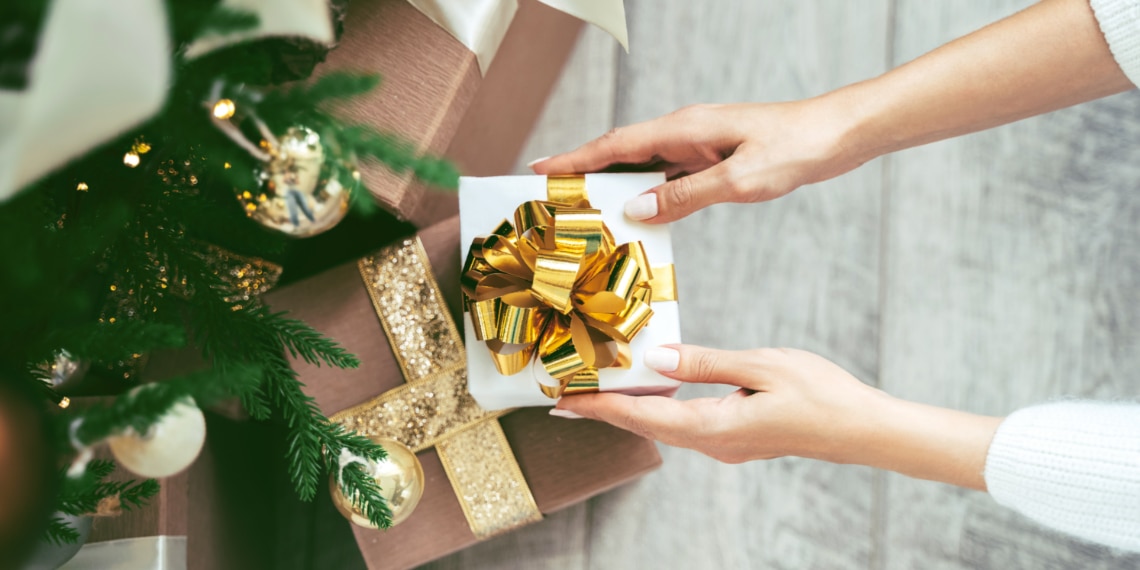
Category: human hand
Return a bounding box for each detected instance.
[552,345,887,464]
[551,344,1001,490]
[530,98,869,223]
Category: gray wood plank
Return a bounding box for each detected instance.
[586,1,890,569]
[511,24,621,174]
[422,24,618,570]
[883,1,1140,567]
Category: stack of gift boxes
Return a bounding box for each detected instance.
[83,1,684,569]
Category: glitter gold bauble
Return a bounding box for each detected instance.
[238,125,353,237]
[330,437,425,529]
[107,396,206,478]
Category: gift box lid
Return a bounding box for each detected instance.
[321,0,585,227]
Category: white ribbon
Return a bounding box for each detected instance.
[60,536,187,570]
[0,0,334,204]
[0,0,170,203]
[0,0,627,203]
[409,0,629,74]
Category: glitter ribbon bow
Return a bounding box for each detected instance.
[462,175,677,398]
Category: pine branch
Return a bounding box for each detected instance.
[115,479,161,511]
[266,312,360,368]
[67,363,263,446]
[339,463,394,529]
[42,321,186,363]
[55,458,159,517]
[339,125,459,189]
[348,177,379,217]
[196,7,260,36]
[322,422,386,463]
[302,73,382,102]
[44,515,81,546]
[259,354,325,500]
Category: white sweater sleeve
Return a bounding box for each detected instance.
[1090,0,1140,86]
[984,400,1140,551]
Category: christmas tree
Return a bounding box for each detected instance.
[0,0,457,561]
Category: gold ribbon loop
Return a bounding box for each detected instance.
[462,175,678,398]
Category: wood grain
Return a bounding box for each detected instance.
[881,1,1140,567]
[434,1,1140,568]
[586,1,890,569]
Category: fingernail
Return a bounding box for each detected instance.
[624,193,658,220]
[549,408,584,419]
[526,156,551,168]
[644,346,680,373]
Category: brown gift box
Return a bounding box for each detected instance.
[264,216,662,570]
[326,0,585,227]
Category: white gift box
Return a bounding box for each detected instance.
[459,173,682,410]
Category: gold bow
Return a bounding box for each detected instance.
[462,175,677,398]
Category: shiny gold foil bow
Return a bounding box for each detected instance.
[462,175,677,398]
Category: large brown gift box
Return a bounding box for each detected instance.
[264,216,662,570]
[326,0,584,227]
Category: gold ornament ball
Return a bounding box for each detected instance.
[108,397,206,478]
[239,125,353,238]
[330,437,425,529]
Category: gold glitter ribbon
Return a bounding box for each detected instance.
[462,175,677,398]
[329,238,542,539]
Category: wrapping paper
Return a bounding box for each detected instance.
[61,536,187,570]
[264,216,663,570]
[459,173,682,410]
[408,0,627,73]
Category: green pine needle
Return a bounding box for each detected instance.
[196,7,260,36]
[303,73,382,102]
[55,460,159,540]
[66,363,263,446]
[42,321,186,363]
[44,516,81,546]
[340,463,394,529]
[267,312,360,369]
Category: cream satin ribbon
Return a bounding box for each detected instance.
[408,0,629,74]
[60,536,187,570]
[0,0,170,202]
[0,0,627,202]
[0,0,333,203]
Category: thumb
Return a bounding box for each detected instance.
[625,160,736,224]
[555,392,701,447]
[645,344,766,391]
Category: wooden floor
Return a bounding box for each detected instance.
[428,1,1140,568]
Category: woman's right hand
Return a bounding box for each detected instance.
[529,97,871,223]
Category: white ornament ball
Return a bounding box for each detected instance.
[108,398,206,478]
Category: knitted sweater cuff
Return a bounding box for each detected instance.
[1090,0,1140,86]
[984,400,1140,551]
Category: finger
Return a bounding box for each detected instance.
[643,344,768,391]
[555,392,702,448]
[624,159,739,223]
[532,119,676,174]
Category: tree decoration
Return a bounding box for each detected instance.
[106,395,206,479]
[238,124,354,237]
[0,3,460,552]
[331,437,424,529]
